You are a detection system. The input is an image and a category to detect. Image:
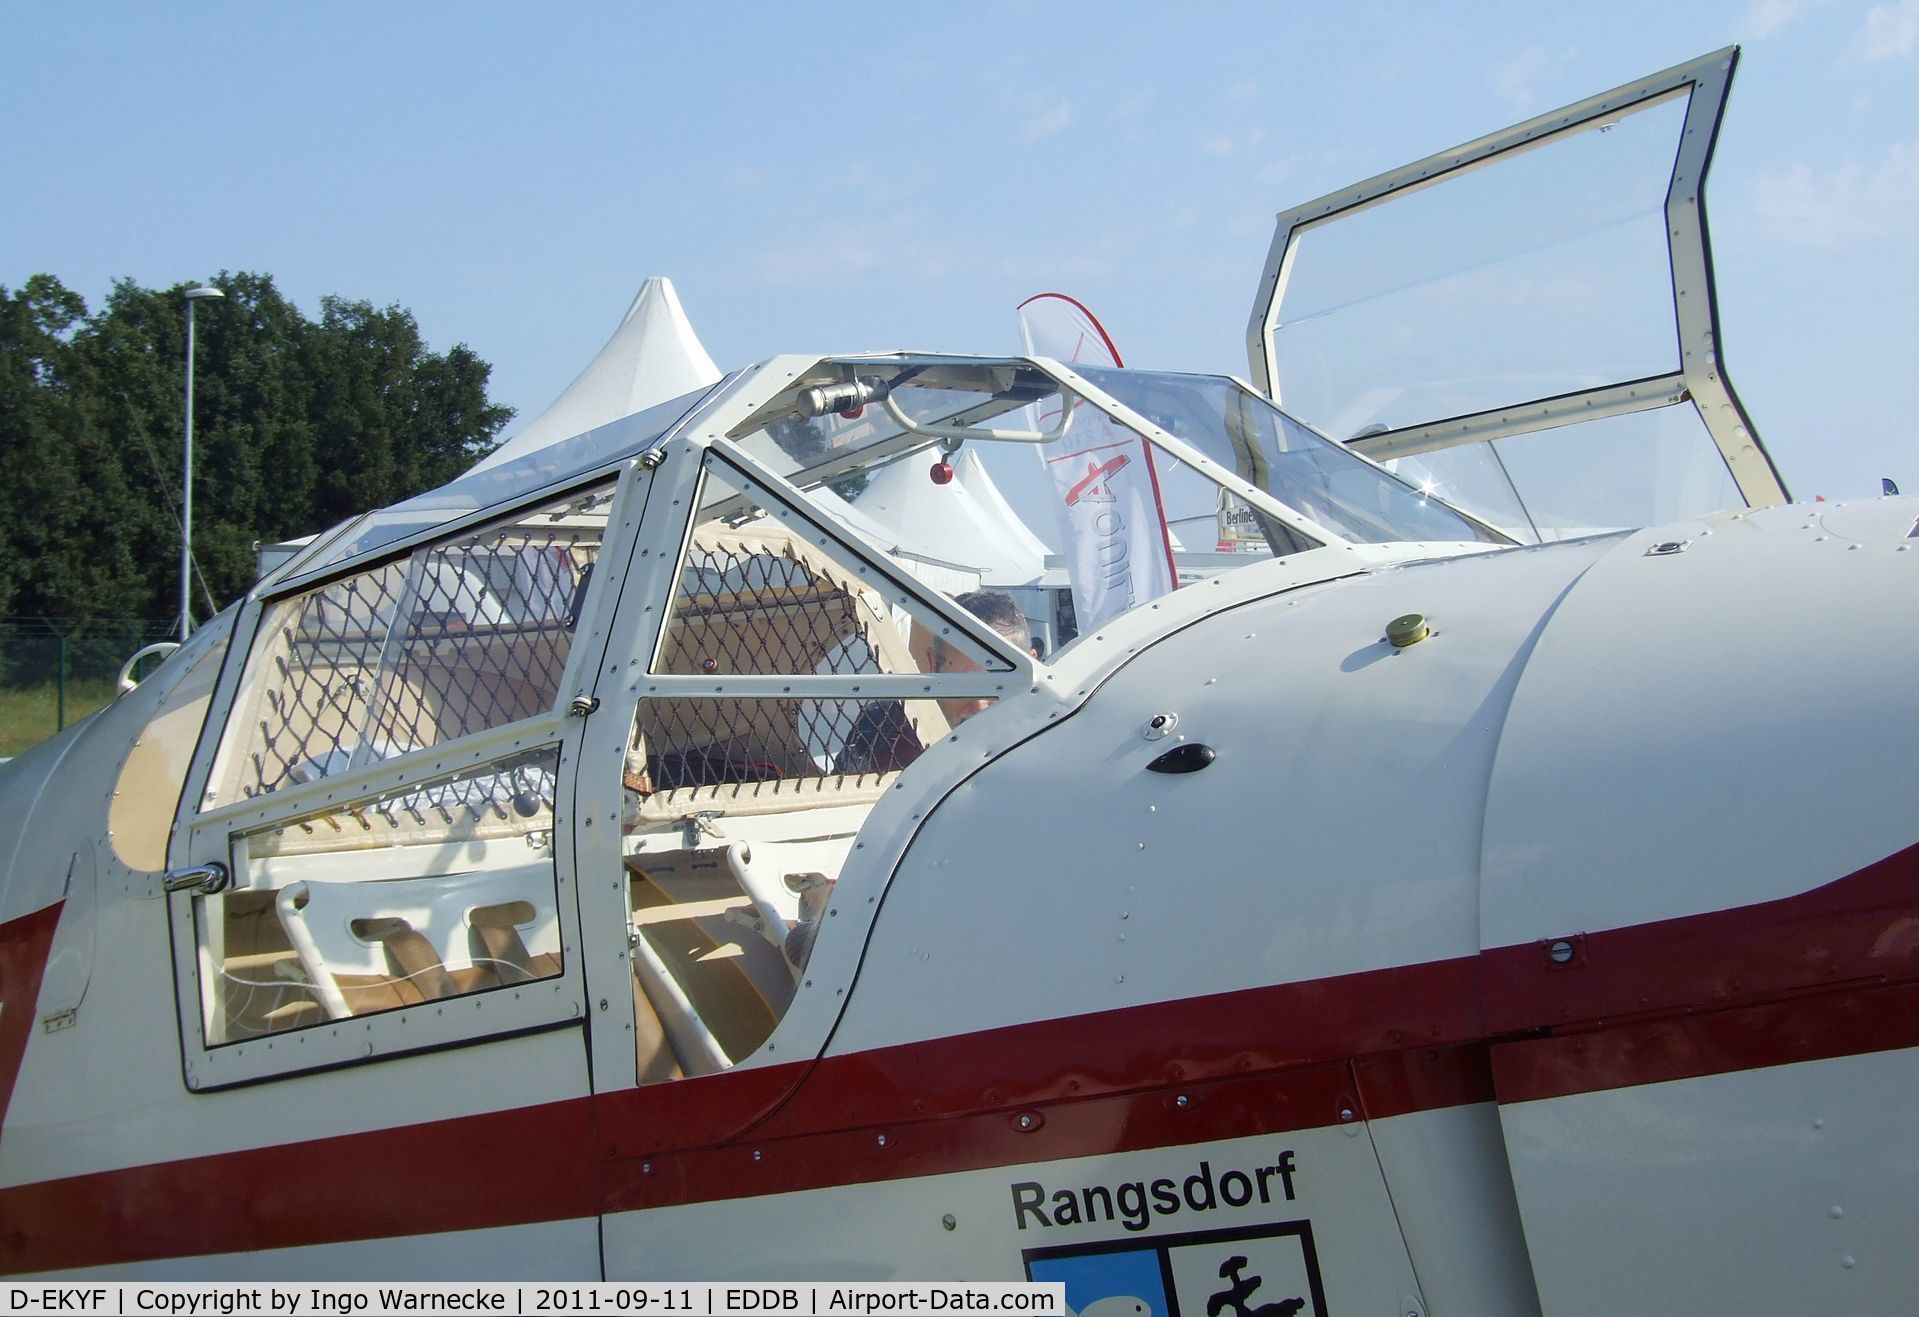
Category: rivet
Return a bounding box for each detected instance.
[753,1149,762,1161]
[1548,940,1575,965]
[1830,1205,1844,1219]
[1339,1108,1355,1122]
[941,1213,957,1231]
[877,1134,888,1147]
[1017,1114,1034,1130]
[1176,1094,1190,1108]
[1843,1255,1857,1269]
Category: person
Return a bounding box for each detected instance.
[835,590,1030,775]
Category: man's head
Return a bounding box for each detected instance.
[929,590,1031,726]
[955,590,1031,654]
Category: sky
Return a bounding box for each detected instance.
[4,0,1916,502]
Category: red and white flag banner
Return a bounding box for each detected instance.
[1016,293,1178,631]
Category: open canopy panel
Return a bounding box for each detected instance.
[1245,46,1787,540]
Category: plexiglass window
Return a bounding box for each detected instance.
[202,746,563,1045]
[1077,368,1503,548]
[1268,92,1689,440]
[211,481,613,803]
[1385,406,1741,539]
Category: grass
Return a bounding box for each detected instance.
[0,680,122,759]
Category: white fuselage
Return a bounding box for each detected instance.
[2,494,1915,1315]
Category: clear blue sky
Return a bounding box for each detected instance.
[4,1,1915,500]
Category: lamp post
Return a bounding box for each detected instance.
[181,285,224,642]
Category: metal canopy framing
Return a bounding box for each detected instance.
[1244,46,1789,507]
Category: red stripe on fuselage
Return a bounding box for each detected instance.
[1480,837,1919,1038]
[3,1096,598,1274]
[606,1060,1360,1215]
[1492,977,1919,1104]
[2,841,1917,1272]
[0,902,63,1142]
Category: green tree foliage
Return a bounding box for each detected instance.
[0,276,151,627]
[0,272,513,640]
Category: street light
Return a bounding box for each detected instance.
[181,285,224,642]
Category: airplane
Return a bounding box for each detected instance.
[2,45,1915,1315]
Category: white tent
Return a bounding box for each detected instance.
[468,277,722,474]
[464,277,1049,589]
[848,448,1050,587]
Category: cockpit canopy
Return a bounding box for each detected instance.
[263,352,1503,628]
[185,351,1506,1088]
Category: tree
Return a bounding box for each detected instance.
[0,277,89,620]
[0,271,515,643]
[306,296,510,527]
[0,277,155,623]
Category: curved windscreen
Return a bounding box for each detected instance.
[1076,367,1506,547]
[285,383,721,580]
[719,355,1503,655]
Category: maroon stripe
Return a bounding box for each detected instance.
[606,958,1490,1211]
[596,1061,808,1158]
[1352,1042,1498,1121]
[607,1061,1360,1214]
[1480,840,1919,1035]
[0,902,62,1141]
[1,1097,598,1274]
[753,956,1485,1142]
[1492,977,1919,1103]
[3,840,1917,1270]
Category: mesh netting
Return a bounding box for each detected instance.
[641,528,925,783]
[634,694,929,788]
[228,486,611,801]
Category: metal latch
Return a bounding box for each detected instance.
[568,695,600,718]
[161,861,230,896]
[679,810,726,847]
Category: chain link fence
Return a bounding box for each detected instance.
[0,617,179,758]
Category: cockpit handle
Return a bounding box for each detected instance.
[882,389,1077,445]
